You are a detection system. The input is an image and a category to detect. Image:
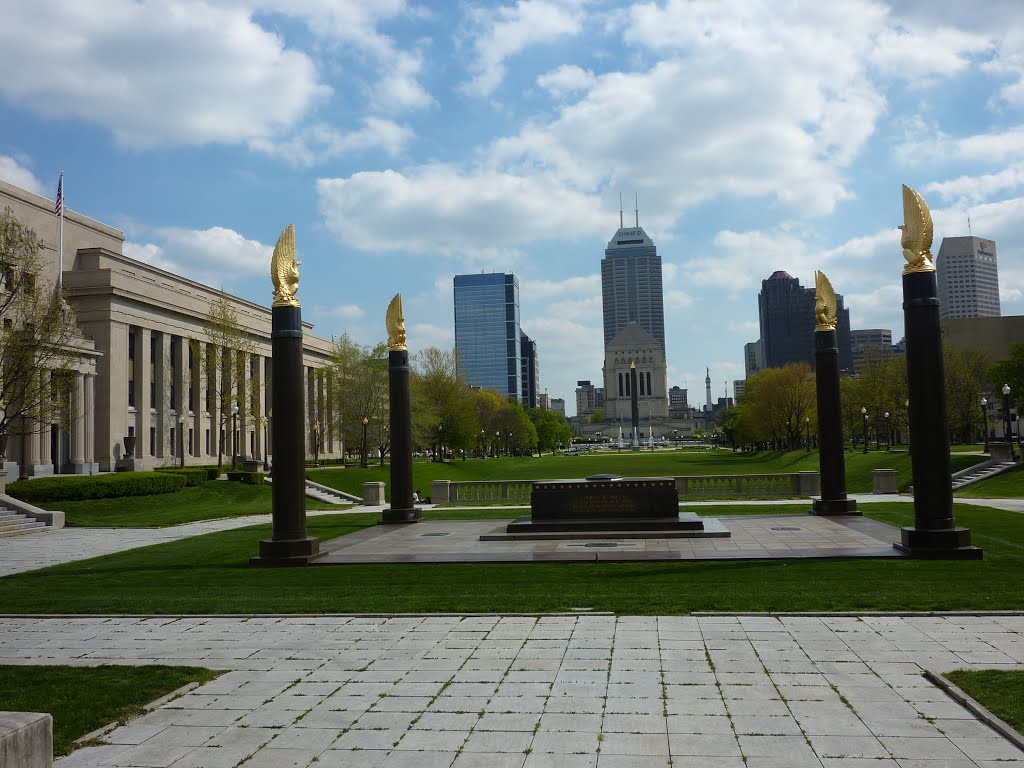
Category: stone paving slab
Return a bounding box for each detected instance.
[1,614,1023,767]
[317,515,905,563]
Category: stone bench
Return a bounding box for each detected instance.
[0,712,52,768]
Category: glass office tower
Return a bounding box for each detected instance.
[454,273,521,401]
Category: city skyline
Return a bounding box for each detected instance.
[1,1,1022,416]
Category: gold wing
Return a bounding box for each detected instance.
[814,270,837,331]
[900,184,934,274]
[271,224,300,307]
[386,292,407,351]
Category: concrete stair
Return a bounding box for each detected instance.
[0,507,47,537]
[952,460,1018,490]
[263,476,360,505]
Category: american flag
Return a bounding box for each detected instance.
[54,174,63,217]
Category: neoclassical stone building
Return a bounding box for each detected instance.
[1,179,341,475]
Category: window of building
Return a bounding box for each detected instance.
[149,427,156,456]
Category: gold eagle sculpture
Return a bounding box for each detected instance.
[271,224,301,307]
[814,270,837,331]
[386,292,407,351]
[900,184,934,275]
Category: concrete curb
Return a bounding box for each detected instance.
[0,611,616,619]
[73,681,205,746]
[924,668,1024,753]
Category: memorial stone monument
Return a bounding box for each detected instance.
[382,293,419,523]
[251,225,322,566]
[811,271,858,515]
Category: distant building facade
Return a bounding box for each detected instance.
[537,392,551,410]
[744,340,764,378]
[519,332,538,408]
[757,271,852,371]
[937,236,1000,320]
[942,315,1024,362]
[575,380,605,417]
[454,272,521,401]
[668,386,688,412]
[733,380,746,400]
[851,328,893,374]
[602,323,668,420]
[551,398,565,416]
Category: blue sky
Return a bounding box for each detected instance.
[1,0,1022,415]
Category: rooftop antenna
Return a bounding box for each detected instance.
[634,192,639,227]
[619,192,623,229]
[968,214,972,236]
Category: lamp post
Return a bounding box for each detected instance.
[494,431,500,458]
[861,407,868,454]
[361,416,369,468]
[438,424,444,463]
[884,412,890,448]
[479,429,484,458]
[178,414,186,468]
[263,409,271,471]
[981,397,989,452]
[230,402,239,470]
[805,416,810,452]
[1003,384,1016,461]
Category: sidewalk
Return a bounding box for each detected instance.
[0,613,1021,767]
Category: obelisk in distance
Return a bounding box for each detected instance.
[382,293,419,523]
[251,224,322,565]
[895,185,980,559]
[630,361,640,448]
[811,271,858,515]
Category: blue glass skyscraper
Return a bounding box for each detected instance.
[454,273,521,401]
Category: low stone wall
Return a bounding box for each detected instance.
[432,472,821,503]
[0,712,52,768]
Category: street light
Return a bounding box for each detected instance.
[230,402,239,470]
[861,406,868,454]
[884,412,890,449]
[438,424,444,463]
[495,430,500,458]
[178,413,186,468]
[1003,384,1016,462]
[361,416,369,468]
[981,397,990,452]
[805,416,810,452]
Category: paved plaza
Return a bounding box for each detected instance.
[2,613,1024,767]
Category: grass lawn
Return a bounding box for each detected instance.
[45,481,347,528]
[1,503,1020,615]
[956,465,1024,499]
[313,450,981,499]
[0,665,217,756]
[944,670,1024,734]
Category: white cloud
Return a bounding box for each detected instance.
[125,226,271,285]
[870,26,988,82]
[462,0,584,97]
[0,156,45,196]
[0,1,330,149]
[665,289,696,309]
[537,65,595,98]
[409,322,453,350]
[331,304,365,319]
[251,118,414,166]
[522,274,600,298]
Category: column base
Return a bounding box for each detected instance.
[894,526,983,559]
[116,458,146,472]
[67,462,91,475]
[26,465,54,478]
[381,507,421,524]
[811,498,860,515]
[250,536,323,567]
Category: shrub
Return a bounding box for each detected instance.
[226,471,265,486]
[7,472,187,503]
[155,466,221,481]
[153,468,210,487]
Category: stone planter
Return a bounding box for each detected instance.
[123,435,136,456]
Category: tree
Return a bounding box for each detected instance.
[412,346,478,460]
[529,408,572,454]
[190,293,260,468]
[944,343,991,444]
[0,207,80,459]
[989,343,1024,416]
[743,364,815,448]
[329,334,388,466]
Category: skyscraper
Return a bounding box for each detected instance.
[520,332,539,408]
[937,236,1001,320]
[758,271,852,371]
[601,204,668,419]
[454,272,521,401]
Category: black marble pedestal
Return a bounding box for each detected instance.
[811,329,859,516]
[382,349,420,524]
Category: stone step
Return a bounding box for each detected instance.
[0,520,46,537]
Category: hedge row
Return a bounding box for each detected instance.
[7,472,187,503]
[155,467,220,484]
[226,471,265,485]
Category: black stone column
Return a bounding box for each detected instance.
[630,366,640,447]
[251,305,321,566]
[812,329,858,515]
[895,271,981,558]
[382,349,419,523]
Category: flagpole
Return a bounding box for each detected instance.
[56,172,64,293]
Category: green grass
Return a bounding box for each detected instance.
[944,670,1024,733]
[0,665,218,756]
[956,465,1024,499]
[45,481,346,527]
[313,450,980,499]
[1,503,1020,615]
[950,444,986,453]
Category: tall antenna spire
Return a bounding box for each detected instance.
[968,214,972,236]
[634,192,639,227]
[619,192,623,229]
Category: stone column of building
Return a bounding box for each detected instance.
[325,370,334,454]
[236,349,249,461]
[37,370,52,474]
[136,328,151,461]
[69,372,86,473]
[84,373,96,472]
[316,369,326,459]
[252,353,264,461]
[154,332,169,458]
[20,416,39,479]
[263,356,272,462]
[190,343,202,459]
[306,366,315,454]
[92,321,127,472]
[172,334,185,463]
[209,343,221,462]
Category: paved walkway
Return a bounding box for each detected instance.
[1,613,1023,767]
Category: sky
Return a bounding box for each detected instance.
[1,0,1022,416]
